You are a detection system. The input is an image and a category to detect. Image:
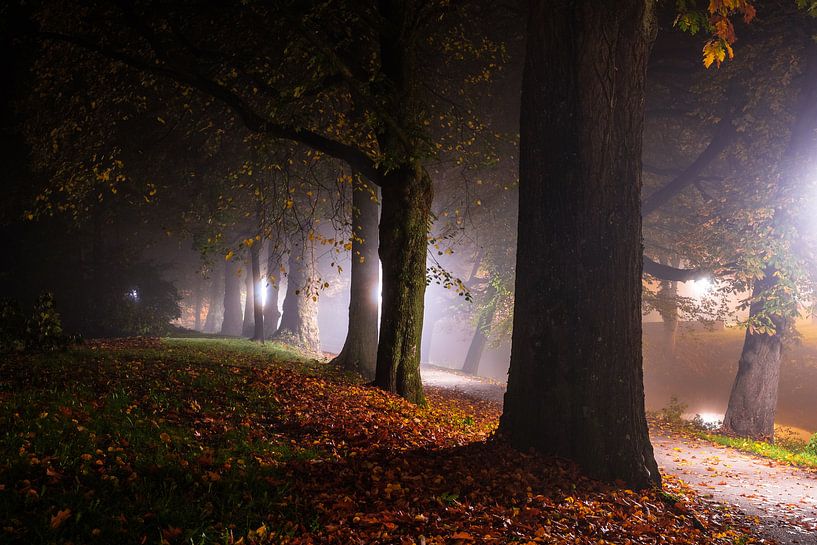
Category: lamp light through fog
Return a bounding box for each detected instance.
[690,277,712,297]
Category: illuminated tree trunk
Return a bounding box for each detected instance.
[220,259,243,336]
[241,257,255,338]
[272,237,320,353]
[331,178,380,379]
[250,242,264,342]
[263,241,281,338]
[499,0,660,488]
[722,273,786,439]
[462,282,497,376]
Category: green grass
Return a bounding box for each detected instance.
[652,398,817,470]
[0,337,325,544]
[698,432,817,469]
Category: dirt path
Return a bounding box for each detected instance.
[422,365,817,544]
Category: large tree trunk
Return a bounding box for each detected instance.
[499,0,659,488]
[374,167,432,405]
[203,263,224,333]
[241,257,255,338]
[272,238,321,353]
[263,241,281,338]
[722,273,787,439]
[220,258,243,336]
[250,242,264,342]
[461,282,497,376]
[723,37,817,440]
[331,177,380,379]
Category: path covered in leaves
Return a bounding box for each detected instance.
[653,435,817,544]
[422,365,817,545]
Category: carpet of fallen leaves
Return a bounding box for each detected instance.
[0,338,769,544]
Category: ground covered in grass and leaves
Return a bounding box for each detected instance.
[651,398,817,471]
[1,338,768,544]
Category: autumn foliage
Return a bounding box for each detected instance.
[0,338,765,543]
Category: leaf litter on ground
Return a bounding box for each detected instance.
[0,338,771,544]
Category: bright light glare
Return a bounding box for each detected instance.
[690,277,712,297]
[127,289,139,302]
[696,412,723,427]
[258,282,267,308]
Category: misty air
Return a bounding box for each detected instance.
[1,1,816,544]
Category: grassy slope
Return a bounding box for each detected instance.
[1,338,765,545]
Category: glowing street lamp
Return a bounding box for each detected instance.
[689,277,712,298]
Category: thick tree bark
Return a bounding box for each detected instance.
[722,273,786,439]
[374,167,432,405]
[250,242,264,342]
[331,178,380,379]
[220,258,243,336]
[203,264,224,334]
[263,241,281,338]
[499,0,659,488]
[241,257,255,338]
[272,238,321,353]
[461,282,497,376]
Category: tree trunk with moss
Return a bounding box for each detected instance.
[220,259,243,336]
[374,167,432,405]
[272,237,321,353]
[499,0,660,488]
[331,178,380,379]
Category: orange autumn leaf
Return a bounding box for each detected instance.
[50,508,71,529]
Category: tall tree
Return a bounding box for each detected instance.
[272,236,321,353]
[723,34,817,439]
[499,0,660,488]
[29,0,506,404]
[331,176,380,379]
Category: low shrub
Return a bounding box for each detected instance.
[0,292,71,353]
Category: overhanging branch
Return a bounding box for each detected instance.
[38,31,381,184]
[642,101,740,217]
[643,256,709,282]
